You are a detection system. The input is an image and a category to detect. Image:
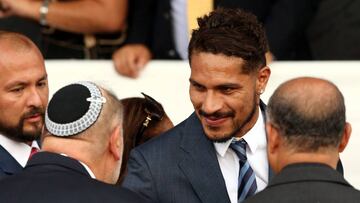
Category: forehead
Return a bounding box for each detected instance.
[0,48,46,85]
[190,52,250,84]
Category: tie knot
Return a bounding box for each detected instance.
[230,139,247,161]
[29,147,39,159]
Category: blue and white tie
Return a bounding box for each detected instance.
[230,139,257,202]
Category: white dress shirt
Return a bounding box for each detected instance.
[0,134,40,167]
[60,153,96,179]
[214,109,268,203]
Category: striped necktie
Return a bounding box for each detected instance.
[230,139,257,202]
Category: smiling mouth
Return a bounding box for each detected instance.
[204,116,229,126]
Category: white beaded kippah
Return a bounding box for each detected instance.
[45,81,106,137]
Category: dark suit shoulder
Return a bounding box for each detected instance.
[245,163,360,203]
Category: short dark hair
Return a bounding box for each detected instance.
[188,8,269,73]
[267,79,346,152]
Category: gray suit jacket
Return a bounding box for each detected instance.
[244,163,360,203]
[123,107,273,203]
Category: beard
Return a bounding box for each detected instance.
[202,95,258,143]
[0,107,44,143]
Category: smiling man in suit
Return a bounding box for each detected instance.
[245,77,359,202]
[122,8,271,203]
[0,31,48,179]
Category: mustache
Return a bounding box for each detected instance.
[199,109,235,119]
[22,107,45,119]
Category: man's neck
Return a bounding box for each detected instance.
[279,151,339,173]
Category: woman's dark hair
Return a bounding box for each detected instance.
[118,93,173,183]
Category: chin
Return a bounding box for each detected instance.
[204,131,234,143]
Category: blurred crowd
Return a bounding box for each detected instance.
[0,0,359,78]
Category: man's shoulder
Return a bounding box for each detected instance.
[137,113,199,149]
[245,163,360,202]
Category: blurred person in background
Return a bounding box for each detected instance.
[0,0,127,59]
[113,0,360,78]
[118,93,173,183]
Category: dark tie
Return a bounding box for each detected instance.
[230,139,257,202]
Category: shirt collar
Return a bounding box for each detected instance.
[60,153,96,179]
[214,107,266,157]
[0,134,40,167]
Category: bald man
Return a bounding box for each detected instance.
[245,77,360,202]
[0,81,146,202]
[0,31,48,179]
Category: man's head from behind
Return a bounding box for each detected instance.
[266,77,351,173]
[42,82,123,184]
[0,31,48,144]
[188,8,271,142]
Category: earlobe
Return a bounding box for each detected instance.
[338,123,352,152]
[257,66,271,94]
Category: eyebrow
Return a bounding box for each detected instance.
[38,74,48,82]
[4,74,48,89]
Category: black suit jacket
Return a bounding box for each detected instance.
[244,163,360,203]
[0,145,23,180]
[0,152,147,203]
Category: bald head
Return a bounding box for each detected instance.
[0,31,39,54]
[267,77,346,152]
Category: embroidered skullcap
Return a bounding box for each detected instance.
[45,81,107,137]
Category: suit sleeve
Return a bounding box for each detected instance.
[122,148,159,203]
[264,0,319,59]
[125,0,157,46]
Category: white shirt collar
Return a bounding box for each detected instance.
[214,108,266,157]
[60,153,96,179]
[0,134,40,167]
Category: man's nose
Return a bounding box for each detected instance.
[26,87,43,108]
[201,92,223,115]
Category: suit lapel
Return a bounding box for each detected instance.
[178,113,231,203]
[0,145,23,175]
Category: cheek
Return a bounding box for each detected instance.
[40,88,49,105]
[189,90,202,108]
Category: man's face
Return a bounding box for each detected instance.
[0,46,49,143]
[189,52,266,142]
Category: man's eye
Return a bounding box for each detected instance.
[221,87,234,94]
[193,83,205,91]
[38,81,47,87]
[11,87,24,93]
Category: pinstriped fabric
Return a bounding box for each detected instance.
[230,139,257,202]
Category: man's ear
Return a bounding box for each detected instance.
[256,66,271,95]
[338,122,352,153]
[266,122,283,174]
[266,122,280,154]
[109,125,122,161]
